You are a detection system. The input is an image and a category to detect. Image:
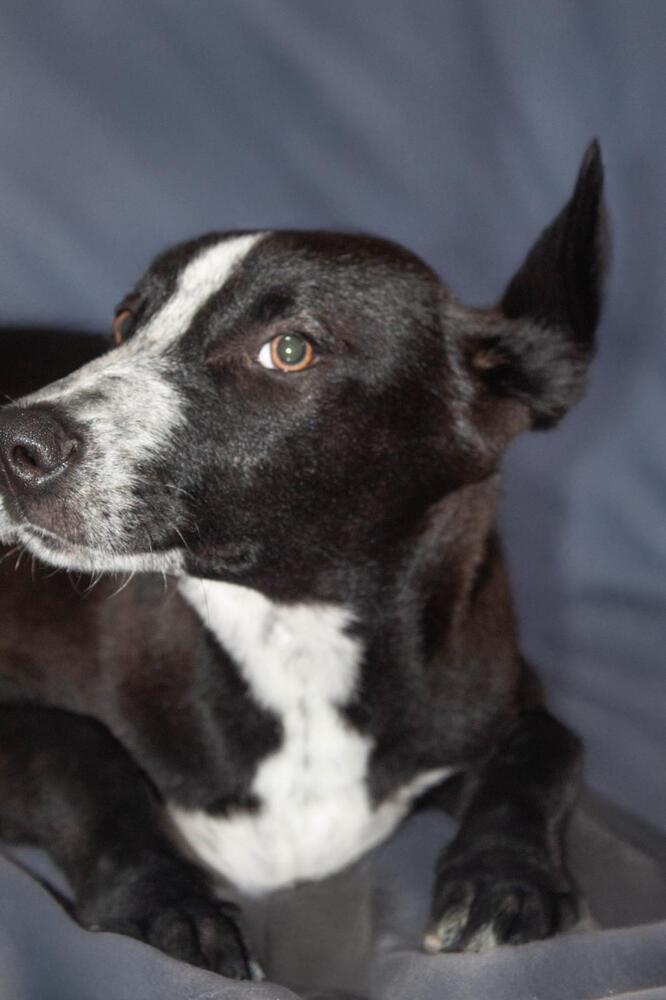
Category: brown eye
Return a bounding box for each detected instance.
[258,333,315,372]
[112,309,134,346]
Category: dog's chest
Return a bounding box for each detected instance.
[170,579,449,895]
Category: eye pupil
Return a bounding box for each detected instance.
[276,334,307,366]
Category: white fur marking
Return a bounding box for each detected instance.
[172,578,451,894]
[10,234,265,568]
[424,903,472,953]
[15,525,185,576]
[0,496,11,544]
[138,233,265,350]
[465,923,499,953]
[424,892,501,954]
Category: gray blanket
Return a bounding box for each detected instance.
[0,1,664,997]
[2,794,666,999]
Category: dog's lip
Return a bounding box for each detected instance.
[17,521,186,577]
[0,482,25,542]
[18,523,112,562]
[0,458,26,520]
[0,516,18,545]
[19,522,75,551]
[18,523,107,560]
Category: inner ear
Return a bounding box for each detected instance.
[470,342,506,372]
[464,320,589,429]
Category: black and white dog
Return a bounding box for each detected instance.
[0,144,606,979]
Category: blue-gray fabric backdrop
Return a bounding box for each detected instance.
[0,3,664,999]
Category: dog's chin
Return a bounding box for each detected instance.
[16,524,185,576]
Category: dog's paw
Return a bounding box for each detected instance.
[423,848,578,954]
[107,899,253,979]
[78,862,254,979]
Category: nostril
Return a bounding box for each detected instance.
[0,409,80,487]
[12,444,41,472]
[10,436,78,479]
[9,438,57,479]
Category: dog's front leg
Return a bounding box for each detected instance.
[0,704,252,978]
[425,709,582,953]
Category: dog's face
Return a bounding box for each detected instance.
[0,146,605,594]
[0,231,472,583]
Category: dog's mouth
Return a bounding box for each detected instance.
[0,492,20,545]
[0,490,79,557]
[0,479,179,573]
[9,522,185,577]
[16,522,116,567]
[19,523,79,554]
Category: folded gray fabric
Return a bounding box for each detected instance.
[0,853,299,1000]
[3,795,666,1000]
[0,3,664,1000]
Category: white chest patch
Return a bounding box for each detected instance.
[172,578,451,895]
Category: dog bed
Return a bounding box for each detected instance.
[2,790,666,1000]
[0,4,665,997]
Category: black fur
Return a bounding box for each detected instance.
[0,144,607,976]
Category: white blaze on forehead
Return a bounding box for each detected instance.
[138,231,266,349]
[27,231,267,404]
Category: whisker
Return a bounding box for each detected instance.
[84,568,105,594]
[173,525,192,555]
[141,526,168,592]
[107,570,136,600]
[66,571,85,595]
[163,481,197,503]
[199,577,212,632]
[0,545,21,567]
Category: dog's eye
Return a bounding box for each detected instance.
[112,309,135,346]
[258,334,315,373]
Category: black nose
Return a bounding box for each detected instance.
[0,406,79,490]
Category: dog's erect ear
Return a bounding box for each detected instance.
[466,141,609,430]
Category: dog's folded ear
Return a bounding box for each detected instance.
[464,141,609,430]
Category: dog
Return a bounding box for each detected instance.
[0,143,606,980]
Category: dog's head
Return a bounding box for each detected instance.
[0,144,607,594]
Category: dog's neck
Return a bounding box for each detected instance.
[179,475,502,667]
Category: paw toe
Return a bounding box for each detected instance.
[159,904,251,979]
[426,869,578,954]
